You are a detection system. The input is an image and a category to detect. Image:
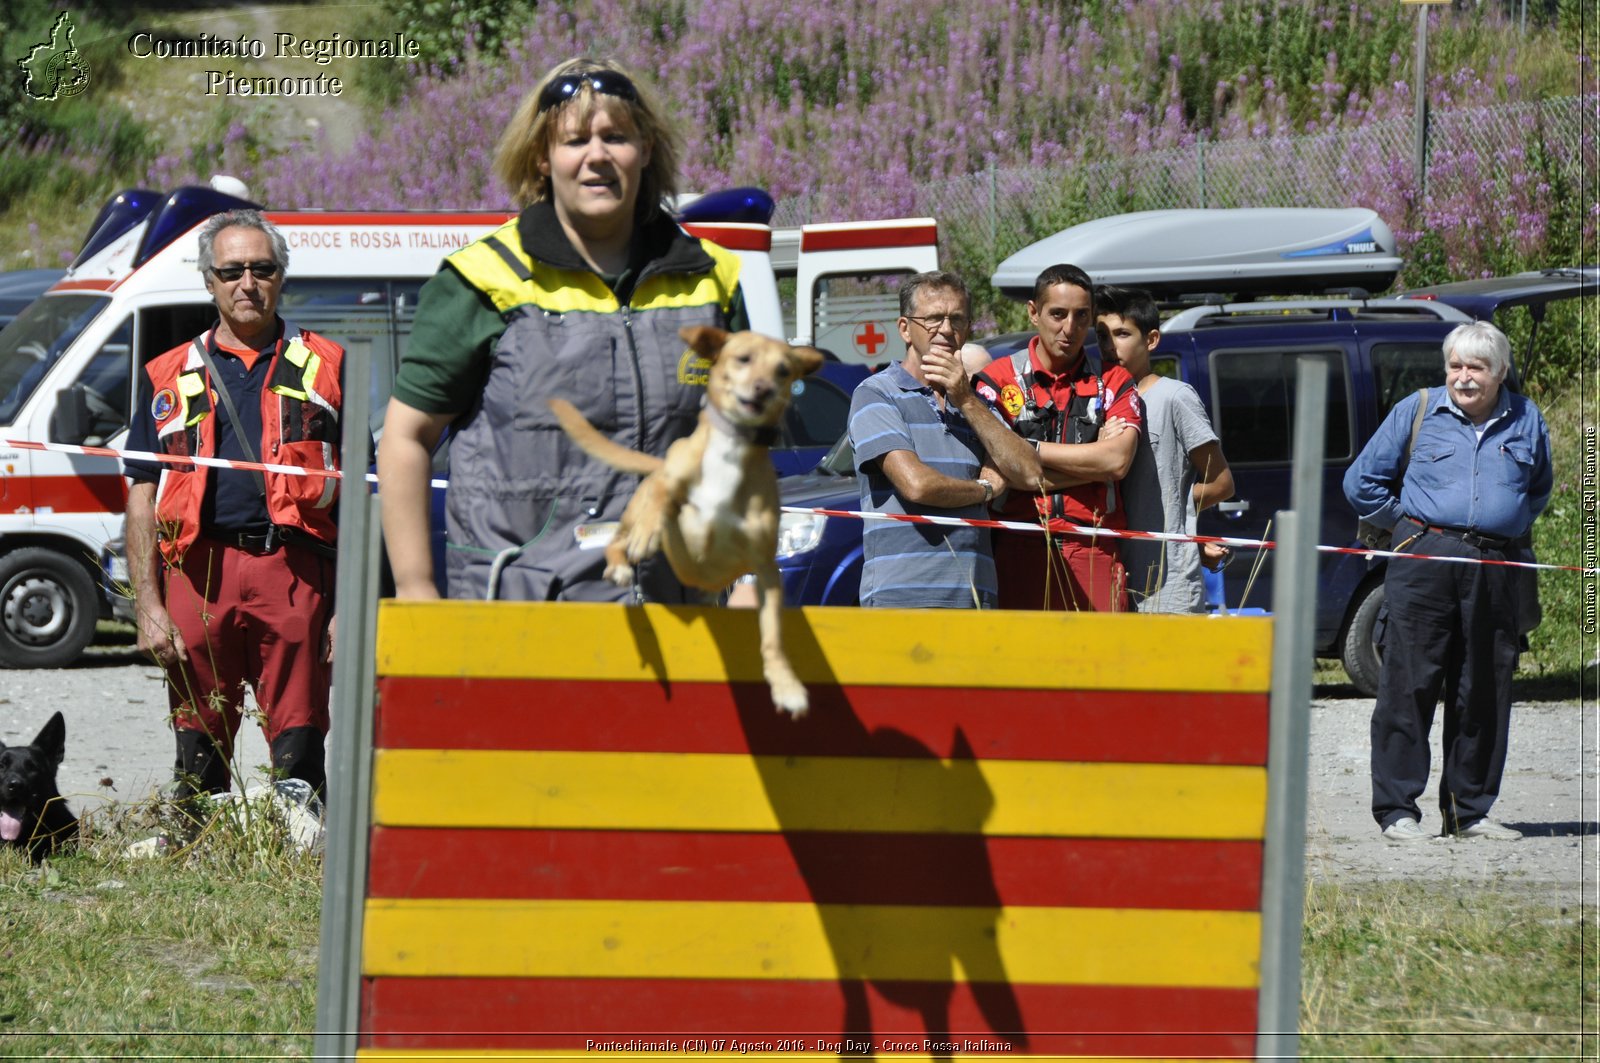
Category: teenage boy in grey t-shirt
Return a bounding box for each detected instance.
[1095,286,1235,613]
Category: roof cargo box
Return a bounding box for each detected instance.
[991,207,1401,301]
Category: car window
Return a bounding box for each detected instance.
[811,272,916,366]
[0,294,108,425]
[782,375,850,449]
[1211,348,1351,465]
[1371,342,1445,421]
[280,280,410,439]
[72,316,133,443]
[138,304,220,363]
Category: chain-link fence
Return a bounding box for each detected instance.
[772,96,1593,302]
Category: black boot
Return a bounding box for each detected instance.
[270,726,326,800]
[171,729,231,799]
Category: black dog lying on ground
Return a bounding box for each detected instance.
[0,711,78,862]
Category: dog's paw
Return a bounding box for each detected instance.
[624,524,663,563]
[770,678,809,719]
[605,561,636,587]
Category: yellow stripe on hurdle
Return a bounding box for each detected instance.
[372,750,1266,839]
[362,899,1261,987]
[357,1053,1230,1062]
[375,601,1271,692]
[357,1053,1231,1062]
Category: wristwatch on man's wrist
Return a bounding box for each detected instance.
[976,477,994,504]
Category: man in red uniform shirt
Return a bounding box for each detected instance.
[974,264,1142,611]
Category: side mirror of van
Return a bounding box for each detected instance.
[50,384,95,445]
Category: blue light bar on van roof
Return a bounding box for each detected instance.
[134,185,263,268]
[675,187,775,226]
[71,188,161,270]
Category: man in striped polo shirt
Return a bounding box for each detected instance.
[847,272,1042,608]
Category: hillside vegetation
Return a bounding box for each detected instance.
[1,1,1592,351]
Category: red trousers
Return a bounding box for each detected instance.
[993,527,1127,612]
[162,538,333,760]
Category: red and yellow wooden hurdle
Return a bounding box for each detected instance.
[345,601,1275,1061]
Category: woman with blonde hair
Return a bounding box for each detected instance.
[378,58,748,601]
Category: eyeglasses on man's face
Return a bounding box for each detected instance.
[210,262,280,282]
[905,312,971,334]
[536,70,640,114]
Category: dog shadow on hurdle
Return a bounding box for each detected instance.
[695,608,1029,1059]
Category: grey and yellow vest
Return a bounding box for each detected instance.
[443,217,741,601]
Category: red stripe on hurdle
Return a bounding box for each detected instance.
[374,678,1269,766]
[367,828,1263,911]
[359,977,1258,1056]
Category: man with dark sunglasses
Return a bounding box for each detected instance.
[124,208,345,807]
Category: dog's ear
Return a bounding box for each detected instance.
[788,344,826,378]
[679,325,730,361]
[33,712,65,768]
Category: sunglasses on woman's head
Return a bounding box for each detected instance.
[536,70,639,114]
[210,262,279,282]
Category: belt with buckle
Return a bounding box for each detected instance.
[219,527,281,554]
[214,526,337,559]
[1405,517,1511,551]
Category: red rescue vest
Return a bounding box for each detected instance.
[142,323,344,564]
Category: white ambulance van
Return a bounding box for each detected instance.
[0,183,935,666]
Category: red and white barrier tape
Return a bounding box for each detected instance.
[0,437,449,489]
[781,507,1594,576]
[7,437,1592,575]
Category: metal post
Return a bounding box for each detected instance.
[1413,3,1430,196]
[987,158,997,274]
[1197,129,1208,209]
[314,340,382,1057]
[1256,357,1328,1061]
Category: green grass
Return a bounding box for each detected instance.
[1302,880,1596,1059]
[5,812,1592,1058]
[0,799,320,1058]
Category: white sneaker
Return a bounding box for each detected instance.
[1456,818,1522,841]
[1382,817,1432,843]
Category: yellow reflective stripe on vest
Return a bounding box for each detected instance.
[447,221,740,316]
[635,241,740,312]
[270,340,319,401]
[177,371,208,427]
[446,221,560,315]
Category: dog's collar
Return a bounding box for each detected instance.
[705,403,781,447]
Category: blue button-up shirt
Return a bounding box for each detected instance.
[1344,385,1552,539]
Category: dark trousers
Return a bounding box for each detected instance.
[1371,529,1519,832]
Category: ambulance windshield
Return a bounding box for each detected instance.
[0,294,109,426]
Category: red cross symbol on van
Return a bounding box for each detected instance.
[854,322,887,357]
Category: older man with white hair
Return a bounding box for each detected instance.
[1344,320,1552,844]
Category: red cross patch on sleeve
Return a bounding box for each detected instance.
[999,383,1026,417]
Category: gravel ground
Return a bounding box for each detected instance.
[2,646,1594,906]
